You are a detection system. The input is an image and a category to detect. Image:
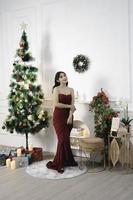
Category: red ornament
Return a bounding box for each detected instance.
[29,84,32,89]
[16,77,20,82]
[19,41,24,48]
[16,74,22,82]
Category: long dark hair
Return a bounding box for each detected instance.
[52,71,68,92]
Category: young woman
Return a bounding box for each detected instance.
[46,71,78,173]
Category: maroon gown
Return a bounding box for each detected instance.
[46,93,77,173]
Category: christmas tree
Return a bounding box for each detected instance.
[2,24,49,150]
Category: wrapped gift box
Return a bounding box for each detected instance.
[13,156,29,168]
[0,154,7,166]
[31,147,43,162]
[25,153,33,165]
[10,149,17,157]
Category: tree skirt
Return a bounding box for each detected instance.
[26,160,87,179]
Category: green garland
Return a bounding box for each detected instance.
[73,54,89,73]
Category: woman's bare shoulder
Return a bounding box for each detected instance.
[53,86,59,93]
[68,87,74,93]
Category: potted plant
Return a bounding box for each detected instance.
[89,88,119,147]
[120,101,133,132]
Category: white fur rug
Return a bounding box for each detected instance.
[26,160,87,179]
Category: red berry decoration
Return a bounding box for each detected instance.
[20,41,24,48]
[29,84,32,89]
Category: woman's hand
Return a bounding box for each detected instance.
[70,105,76,113]
[67,115,73,124]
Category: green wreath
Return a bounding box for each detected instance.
[73,54,90,73]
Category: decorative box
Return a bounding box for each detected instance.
[0,154,7,166]
[25,153,33,165]
[10,149,17,157]
[13,156,29,168]
[31,147,43,162]
[0,148,11,157]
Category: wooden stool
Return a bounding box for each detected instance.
[79,137,106,172]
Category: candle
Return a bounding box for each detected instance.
[80,129,84,136]
[17,148,22,157]
[79,128,85,136]
[11,160,16,170]
[29,144,33,151]
[83,129,88,137]
[6,158,11,167]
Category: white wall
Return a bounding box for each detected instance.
[0,0,133,152]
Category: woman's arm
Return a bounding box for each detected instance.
[67,88,76,124]
[70,88,76,113]
[53,87,71,109]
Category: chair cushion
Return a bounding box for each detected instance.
[80,137,104,151]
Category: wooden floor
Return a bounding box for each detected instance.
[1,156,133,200]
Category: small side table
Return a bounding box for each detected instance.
[70,135,89,150]
[108,133,133,172]
[70,134,89,168]
[79,137,106,172]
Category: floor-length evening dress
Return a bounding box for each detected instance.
[46,93,77,173]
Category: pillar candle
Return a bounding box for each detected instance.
[83,129,88,137]
[11,160,16,170]
[29,144,33,151]
[17,148,22,157]
[6,158,11,167]
[80,129,84,136]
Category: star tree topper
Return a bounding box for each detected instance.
[20,22,28,31]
